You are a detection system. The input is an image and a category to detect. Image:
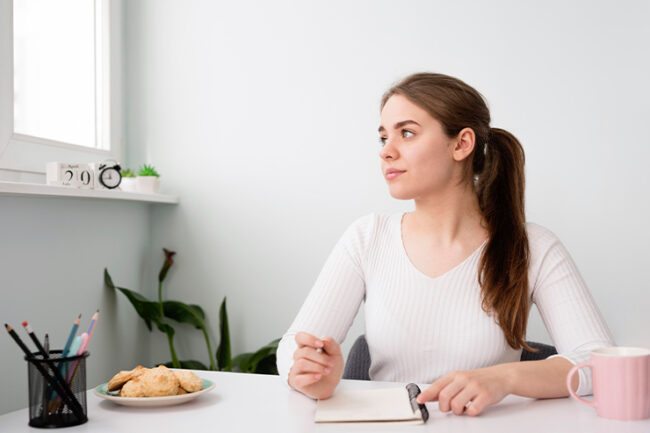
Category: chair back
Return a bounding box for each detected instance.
[342,334,558,381]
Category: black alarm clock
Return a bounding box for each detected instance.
[94,161,122,189]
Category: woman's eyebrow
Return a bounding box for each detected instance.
[377,120,421,133]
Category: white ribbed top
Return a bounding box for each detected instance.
[276,212,614,396]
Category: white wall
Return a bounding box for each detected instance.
[123,0,650,366]
[1,0,647,417]
[0,196,154,414]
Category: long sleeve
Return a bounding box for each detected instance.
[529,223,615,396]
[276,215,372,385]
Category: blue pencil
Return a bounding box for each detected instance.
[62,314,81,357]
[86,310,98,338]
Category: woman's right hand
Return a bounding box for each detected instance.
[287,332,344,400]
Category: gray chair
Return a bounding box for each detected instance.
[342,334,557,381]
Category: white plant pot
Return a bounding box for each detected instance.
[136,176,160,194]
[119,177,138,192]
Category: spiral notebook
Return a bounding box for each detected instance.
[315,383,429,425]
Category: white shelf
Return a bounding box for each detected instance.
[0,181,179,204]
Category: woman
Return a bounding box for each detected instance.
[275,72,614,416]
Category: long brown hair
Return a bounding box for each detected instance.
[381,72,535,352]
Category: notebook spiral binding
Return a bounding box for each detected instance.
[406,383,430,422]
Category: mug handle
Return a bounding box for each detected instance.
[566,362,596,407]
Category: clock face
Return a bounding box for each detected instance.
[100,168,122,189]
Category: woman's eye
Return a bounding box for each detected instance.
[379,130,413,146]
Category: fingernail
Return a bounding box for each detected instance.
[316,340,324,348]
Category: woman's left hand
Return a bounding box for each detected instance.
[416,364,513,416]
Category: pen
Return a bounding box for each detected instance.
[5,324,85,421]
[21,322,86,418]
[42,333,49,420]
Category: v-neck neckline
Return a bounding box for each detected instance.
[396,212,488,282]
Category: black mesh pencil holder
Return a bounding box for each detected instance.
[25,350,89,428]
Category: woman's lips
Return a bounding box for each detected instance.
[386,171,405,180]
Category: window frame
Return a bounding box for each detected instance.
[0,0,122,181]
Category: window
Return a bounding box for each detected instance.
[0,0,122,182]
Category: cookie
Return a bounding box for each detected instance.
[120,377,147,397]
[173,370,203,393]
[140,365,180,397]
[108,365,147,391]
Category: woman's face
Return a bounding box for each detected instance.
[378,94,460,201]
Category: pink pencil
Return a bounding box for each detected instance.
[86,310,99,342]
[64,333,88,383]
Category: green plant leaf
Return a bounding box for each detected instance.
[254,355,278,375]
[246,338,281,373]
[163,301,205,329]
[138,164,160,177]
[162,360,209,370]
[105,268,160,331]
[156,321,176,336]
[232,352,254,372]
[104,268,116,289]
[216,297,232,371]
[158,248,176,283]
[163,300,216,370]
[231,338,280,373]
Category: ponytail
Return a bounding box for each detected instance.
[475,127,534,352]
[381,73,535,352]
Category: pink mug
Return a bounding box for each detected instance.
[566,346,650,420]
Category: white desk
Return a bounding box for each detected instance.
[0,371,647,432]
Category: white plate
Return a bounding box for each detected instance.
[94,378,215,407]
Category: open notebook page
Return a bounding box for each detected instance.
[315,386,424,424]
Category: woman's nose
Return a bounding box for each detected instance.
[379,139,396,160]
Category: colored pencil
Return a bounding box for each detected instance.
[62,314,81,357]
[64,333,88,384]
[20,322,86,420]
[62,310,99,413]
[5,324,85,421]
[67,336,83,359]
[50,335,83,412]
[50,315,81,402]
[86,310,99,341]
[54,333,90,415]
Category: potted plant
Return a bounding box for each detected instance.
[104,248,280,373]
[120,168,137,192]
[137,164,160,194]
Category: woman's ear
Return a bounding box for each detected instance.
[452,127,475,162]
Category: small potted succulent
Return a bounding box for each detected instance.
[120,168,137,192]
[136,164,161,194]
